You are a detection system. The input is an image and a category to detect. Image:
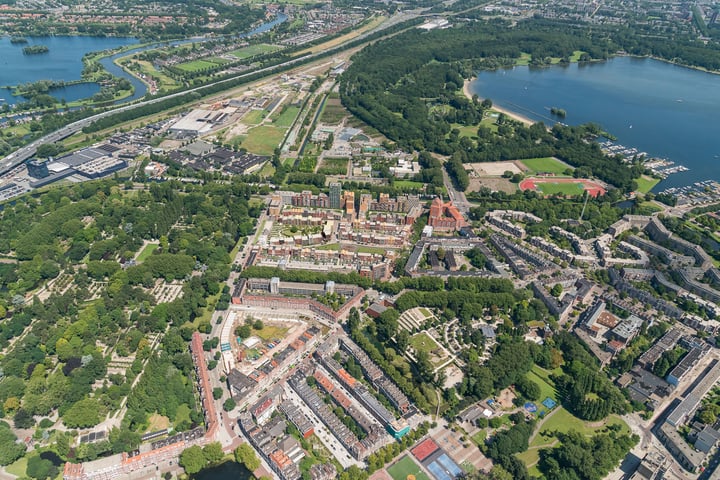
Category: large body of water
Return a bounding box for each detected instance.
[0,36,138,105]
[469,56,720,190]
[1,13,287,107]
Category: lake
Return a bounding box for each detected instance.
[0,36,138,105]
[0,13,288,107]
[468,56,720,190]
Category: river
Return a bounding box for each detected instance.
[468,56,720,191]
[100,13,288,103]
[0,13,287,107]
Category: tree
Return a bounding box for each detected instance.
[212,387,223,400]
[13,409,34,429]
[236,325,251,338]
[550,284,563,297]
[63,398,101,428]
[235,443,260,471]
[180,445,206,475]
[0,424,26,465]
[203,442,224,465]
[253,319,264,330]
[27,455,58,480]
[223,398,236,411]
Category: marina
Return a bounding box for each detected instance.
[599,140,689,179]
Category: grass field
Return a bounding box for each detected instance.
[418,308,433,318]
[274,106,300,127]
[5,456,28,478]
[175,58,224,72]
[229,43,280,59]
[526,367,557,407]
[317,157,348,175]
[394,180,425,191]
[410,332,447,367]
[147,413,170,431]
[387,455,431,480]
[536,182,585,196]
[517,408,630,472]
[320,99,346,125]
[137,243,159,262]
[520,157,571,175]
[635,175,661,194]
[253,324,289,341]
[242,126,287,155]
[529,408,629,449]
[129,59,180,90]
[242,109,267,125]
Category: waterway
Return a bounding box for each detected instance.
[100,13,288,103]
[0,36,138,106]
[0,13,287,107]
[468,56,720,190]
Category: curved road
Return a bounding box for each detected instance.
[0,11,417,176]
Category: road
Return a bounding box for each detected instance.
[0,11,419,176]
[441,160,471,214]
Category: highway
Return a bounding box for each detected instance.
[0,11,418,176]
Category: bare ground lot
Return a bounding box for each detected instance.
[468,177,518,193]
[466,161,525,176]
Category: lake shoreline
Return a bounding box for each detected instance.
[463,78,534,125]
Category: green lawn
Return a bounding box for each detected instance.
[253,324,288,341]
[471,430,487,446]
[317,157,348,175]
[5,456,28,477]
[520,157,571,175]
[536,182,585,196]
[274,106,300,127]
[635,175,661,194]
[569,50,586,62]
[242,126,287,155]
[529,408,630,449]
[394,180,425,191]
[316,243,340,251]
[229,43,280,59]
[418,308,433,318]
[136,243,159,262]
[410,331,441,355]
[387,455,431,480]
[175,59,223,72]
[515,52,532,66]
[526,367,557,406]
[242,109,266,125]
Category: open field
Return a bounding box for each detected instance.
[520,157,571,175]
[253,324,289,341]
[394,180,426,191]
[242,126,287,155]
[175,58,225,72]
[525,367,557,405]
[410,332,442,356]
[519,177,606,197]
[635,175,661,194]
[317,157,348,175]
[136,243,159,262]
[274,106,300,127]
[530,409,629,449]
[320,97,346,124]
[129,59,180,90]
[230,43,280,59]
[387,455,431,480]
[467,161,522,176]
[147,413,170,431]
[517,408,630,472]
[242,109,267,125]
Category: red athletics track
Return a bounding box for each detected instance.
[519,177,606,197]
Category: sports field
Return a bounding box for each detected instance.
[229,43,280,59]
[520,157,571,175]
[175,58,225,72]
[387,456,431,480]
[519,177,606,197]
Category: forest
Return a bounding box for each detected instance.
[0,177,260,469]
[339,19,672,192]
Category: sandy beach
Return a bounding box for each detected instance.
[463,77,535,126]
